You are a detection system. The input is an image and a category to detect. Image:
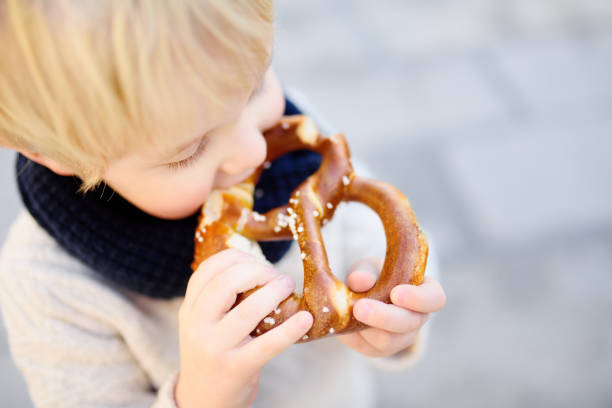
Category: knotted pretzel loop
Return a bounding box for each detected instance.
[192,115,428,342]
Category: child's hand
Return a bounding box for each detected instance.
[175,249,313,408]
[338,258,446,358]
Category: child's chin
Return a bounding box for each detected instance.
[150,207,200,220]
[137,200,203,220]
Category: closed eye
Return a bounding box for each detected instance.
[166,136,209,171]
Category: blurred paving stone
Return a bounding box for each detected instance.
[0,149,20,245]
[0,319,33,408]
[509,0,612,32]
[0,148,28,408]
[276,55,511,147]
[440,113,612,250]
[352,139,474,259]
[375,237,612,408]
[0,355,33,408]
[489,33,612,115]
[275,13,372,77]
[332,0,612,60]
[356,0,500,56]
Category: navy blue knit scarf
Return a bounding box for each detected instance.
[16,99,321,298]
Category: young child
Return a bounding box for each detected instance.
[0,1,446,407]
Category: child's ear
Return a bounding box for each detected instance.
[18,150,75,176]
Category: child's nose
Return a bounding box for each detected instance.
[219,156,249,176]
[219,129,267,176]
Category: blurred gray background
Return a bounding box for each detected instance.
[1,0,611,407]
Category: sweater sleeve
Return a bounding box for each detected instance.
[0,213,179,408]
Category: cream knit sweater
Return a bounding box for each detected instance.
[0,200,426,407]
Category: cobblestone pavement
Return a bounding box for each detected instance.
[1,1,611,407]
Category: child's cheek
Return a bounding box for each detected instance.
[132,173,215,220]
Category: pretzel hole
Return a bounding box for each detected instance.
[320,201,386,292]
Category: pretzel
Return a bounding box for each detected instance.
[191,115,428,342]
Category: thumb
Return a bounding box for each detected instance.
[346,258,382,292]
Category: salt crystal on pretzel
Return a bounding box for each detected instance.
[191,115,428,342]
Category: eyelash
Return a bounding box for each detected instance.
[165,77,265,171]
[166,137,209,171]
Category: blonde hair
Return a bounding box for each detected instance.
[0,0,274,190]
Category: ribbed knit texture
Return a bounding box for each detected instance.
[16,98,322,298]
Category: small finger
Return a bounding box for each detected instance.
[359,326,418,355]
[346,270,377,292]
[346,258,382,292]
[237,311,313,370]
[390,277,446,313]
[337,332,381,357]
[217,274,296,343]
[193,260,277,322]
[353,298,428,334]
[184,249,255,309]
